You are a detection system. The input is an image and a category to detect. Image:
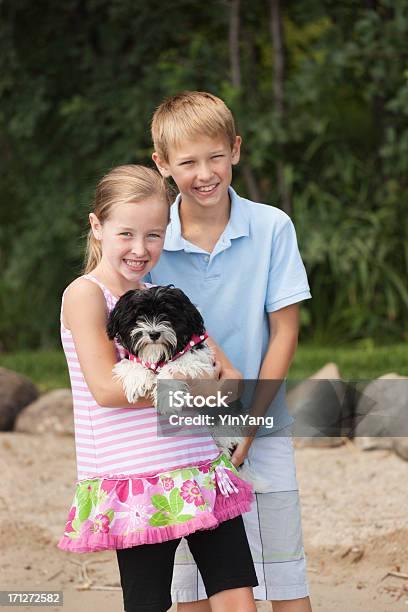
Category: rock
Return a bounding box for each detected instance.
[294,436,345,449]
[354,374,408,449]
[310,362,342,380]
[378,372,402,379]
[353,436,394,451]
[15,389,73,435]
[0,367,39,431]
[287,362,352,446]
[393,438,408,461]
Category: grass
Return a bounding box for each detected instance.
[290,341,408,380]
[0,342,407,392]
[0,349,70,392]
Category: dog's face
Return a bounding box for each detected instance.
[107,285,205,362]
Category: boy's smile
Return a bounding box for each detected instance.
[153,134,241,214]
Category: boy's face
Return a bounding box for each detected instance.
[153,133,241,211]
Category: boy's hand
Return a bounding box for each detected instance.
[230,436,254,468]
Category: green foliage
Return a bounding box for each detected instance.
[1,0,407,348]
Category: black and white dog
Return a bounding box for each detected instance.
[106,285,243,456]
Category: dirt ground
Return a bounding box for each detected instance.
[0,432,407,611]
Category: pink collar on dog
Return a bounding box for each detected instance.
[126,331,209,374]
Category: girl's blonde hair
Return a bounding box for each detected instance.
[84,165,171,274]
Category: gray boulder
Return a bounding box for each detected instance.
[287,362,351,447]
[15,389,74,435]
[0,367,39,430]
[353,374,408,450]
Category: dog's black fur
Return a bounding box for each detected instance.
[107,285,206,358]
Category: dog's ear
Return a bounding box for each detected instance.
[106,290,135,341]
[187,302,205,335]
[106,303,122,342]
[170,288,205,335]
[166,287,186,303]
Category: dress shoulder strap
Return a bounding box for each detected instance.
[60,275,118,331]
[81,274,118,311]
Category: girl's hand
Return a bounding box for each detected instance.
[170,361,221,381]
[206,336,243,402]
[218,366,243,403]
[230,436,254,468]
[180,363,242,404]
[171,362,222,400]
[219,365,242,381]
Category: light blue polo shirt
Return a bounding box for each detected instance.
[147,186,311,435]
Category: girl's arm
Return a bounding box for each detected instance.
[63,278,152,408]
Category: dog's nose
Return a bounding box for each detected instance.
[149,331,161,341]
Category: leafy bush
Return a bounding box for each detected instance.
[1,1,407,348]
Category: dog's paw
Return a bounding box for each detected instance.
[238,464,271,494]
[213,435,243,457]
[155,379,190,414]
[155,366,189,413]
[113,360,154,403]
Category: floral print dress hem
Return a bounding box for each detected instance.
[58,453,254,553]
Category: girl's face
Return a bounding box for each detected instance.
[90,195,168,287]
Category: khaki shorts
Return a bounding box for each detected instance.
[171,433,310,602]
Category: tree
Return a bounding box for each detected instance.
[1,0,407,348]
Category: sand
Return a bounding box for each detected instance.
[1,432,407,611]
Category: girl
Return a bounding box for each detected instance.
[58,165,258,612]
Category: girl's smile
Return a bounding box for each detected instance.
[123,258,149,272]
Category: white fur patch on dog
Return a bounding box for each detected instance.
[113,359,155,403]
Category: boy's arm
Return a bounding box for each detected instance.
[230,303,299,467]
[261,303,299,381]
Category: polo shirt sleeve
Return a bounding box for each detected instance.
[265,218,311,312]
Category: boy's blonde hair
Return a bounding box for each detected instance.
[84,165,170,273]
[151,91,236,161]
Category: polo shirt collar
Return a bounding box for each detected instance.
[164,186,250,252]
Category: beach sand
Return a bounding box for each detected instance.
[1,432,407,611]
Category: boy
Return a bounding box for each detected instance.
[149,91,312,612]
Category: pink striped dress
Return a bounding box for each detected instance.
[58,275,253,553]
